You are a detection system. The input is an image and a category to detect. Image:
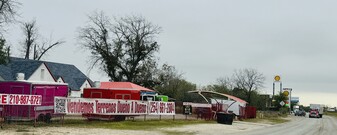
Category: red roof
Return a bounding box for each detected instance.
[100,82,154,92]
[221,93,247,104]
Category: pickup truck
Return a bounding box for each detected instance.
[309,110,319,118]
[295,110,306,116]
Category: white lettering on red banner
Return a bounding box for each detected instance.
[0,94,42,105]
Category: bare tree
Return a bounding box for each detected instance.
[0,0,19,62]
[133,58,160,88]
[34,35,64,60]
[0,37,9,64]
[232,68,265,104]
[216,77,234,90]
[21,19,64,60]
[157,64,183,86]
[78,11,161,84]
[203,77,232,94]
[154,64,197,101]
[0,0,19,32]
[22,20,37,59]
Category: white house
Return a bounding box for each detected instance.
[0,57,93,97]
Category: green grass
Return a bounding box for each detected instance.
[326,112,337,117]
[267,117,290,124]
[243,117,289,124]
[162,130,196,135]
[243,111,290,125]
[16,128,30,132]
[0,119,214,135]
[30,119,215,131]
[3,115,292,134]
[243,111,291,124]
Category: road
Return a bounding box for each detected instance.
[232,115,337,135]
[2,114,337,135]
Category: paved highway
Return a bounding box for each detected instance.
[232,115,337,135]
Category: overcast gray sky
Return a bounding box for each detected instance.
[5,0,337,107]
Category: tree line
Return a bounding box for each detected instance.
[0,0,282,110]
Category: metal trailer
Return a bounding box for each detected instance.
[0,81,68,122]
[210,98,246,116]
[82,88,170,121]
[82,88,143,121]
[83,88,141,100]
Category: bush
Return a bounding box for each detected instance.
[278,107,289,116]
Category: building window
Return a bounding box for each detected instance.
[40,69,45,80]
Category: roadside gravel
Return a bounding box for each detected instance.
[0,114,281,135]
[0,121,273,135]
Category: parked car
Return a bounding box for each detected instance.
[295,110,306,116]
[309,110,319,118]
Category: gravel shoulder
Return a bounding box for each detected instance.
[0,115,279,135]
[161,121,272,135]
[0,121,273,135]
[4,114,333,135]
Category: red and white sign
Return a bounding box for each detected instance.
[0,94,42,105]
[54,97,148,115]
[54,97,176,115]
[148,101,175,115]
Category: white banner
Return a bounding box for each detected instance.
[183,102,211,108]
[0,94,42,105]
[54,97,175,115]
[54,97,148,115]
[148,101,175,115]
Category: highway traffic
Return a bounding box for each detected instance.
[232,115,337,135]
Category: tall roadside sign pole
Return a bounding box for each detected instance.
[273,75,282,102]
[283,88,293,114]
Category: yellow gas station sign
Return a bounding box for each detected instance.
[274,75,281,82]
[283,91,289,96]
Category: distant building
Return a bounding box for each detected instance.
[327,107,336,112]
[291,97,300,104]
[0,57,92,97]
